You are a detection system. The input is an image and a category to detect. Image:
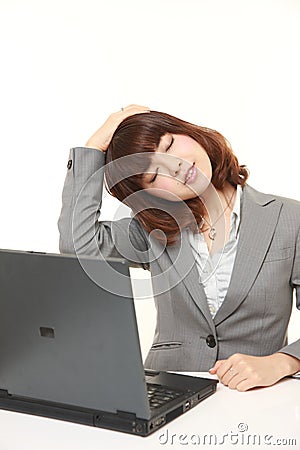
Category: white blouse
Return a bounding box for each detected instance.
[189,185,242,318]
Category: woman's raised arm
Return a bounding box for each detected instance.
[57,105,151,269]
[85,104,150,151]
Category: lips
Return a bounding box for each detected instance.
[184,162,196,184]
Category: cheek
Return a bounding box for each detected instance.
[175,135,194,148]
[158,177,179,190]
[204,159,212,180]
[148,178,183,201]
[194,155,212,191]
[160,179,182,200]
[197,150,212,176]
[195,170,211,193]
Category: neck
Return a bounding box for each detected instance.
[198,182,237,249]
[200,182,236,222]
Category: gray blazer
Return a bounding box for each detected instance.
[58,147,300,371]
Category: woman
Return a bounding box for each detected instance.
[58,104,300,391]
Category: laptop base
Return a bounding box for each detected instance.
[0,250,218,436]
[0,381,217,437]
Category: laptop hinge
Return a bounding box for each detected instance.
[0,389,9,398]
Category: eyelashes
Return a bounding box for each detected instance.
[166,136,174,152]
[150,169,158,183]
[150,136,174,183]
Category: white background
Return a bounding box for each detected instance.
[0,0,299,355]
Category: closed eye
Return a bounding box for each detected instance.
[165,136,174,152]
[150,168,158,183]
[149,135,173,183]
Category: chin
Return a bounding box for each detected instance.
[185,185,205,199]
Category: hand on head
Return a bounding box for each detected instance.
[85,104,150,152]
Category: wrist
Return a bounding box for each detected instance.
[85,140,106,152]
[271,352,300,378]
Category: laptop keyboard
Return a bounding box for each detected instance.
[147,383,183,409]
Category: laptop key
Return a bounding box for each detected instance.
[147,384,184,409]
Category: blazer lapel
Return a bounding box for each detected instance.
[213,184,283,326]
[165,229,215,330]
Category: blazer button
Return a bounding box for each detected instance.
[67,159,72,170]
[206,335,216,348]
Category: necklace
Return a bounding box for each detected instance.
[199,188,236,240]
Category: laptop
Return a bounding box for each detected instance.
[0,249,218,436]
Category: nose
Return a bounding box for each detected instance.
[170,159,182,177]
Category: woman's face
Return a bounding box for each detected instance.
[142,134,212,201]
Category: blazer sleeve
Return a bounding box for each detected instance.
[57,147,151,270]
[278,222,300,362]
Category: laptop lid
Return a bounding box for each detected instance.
[0,249,151,419]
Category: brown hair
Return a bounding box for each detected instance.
[105,111,249,245]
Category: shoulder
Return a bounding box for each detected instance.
[243,184,300,212]
[242,184,300,235]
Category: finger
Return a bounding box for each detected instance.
[209,360,225,374]
[227,372,248,390]
[234,378,255,392]
[121,104,151,113]
[216,360,234,380]
[125,104,150,109]
[216,360,243,386]
[220,367,238,386]
[117,106,150,122]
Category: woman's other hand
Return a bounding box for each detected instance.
[85,104,150,152]
[209,352,300,391]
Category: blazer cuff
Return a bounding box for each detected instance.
[68,147,106,197]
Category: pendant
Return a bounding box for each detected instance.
[208,227,216,240]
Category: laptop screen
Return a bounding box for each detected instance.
[0,250,151,419]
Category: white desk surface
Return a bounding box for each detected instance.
[0,373,299,450]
